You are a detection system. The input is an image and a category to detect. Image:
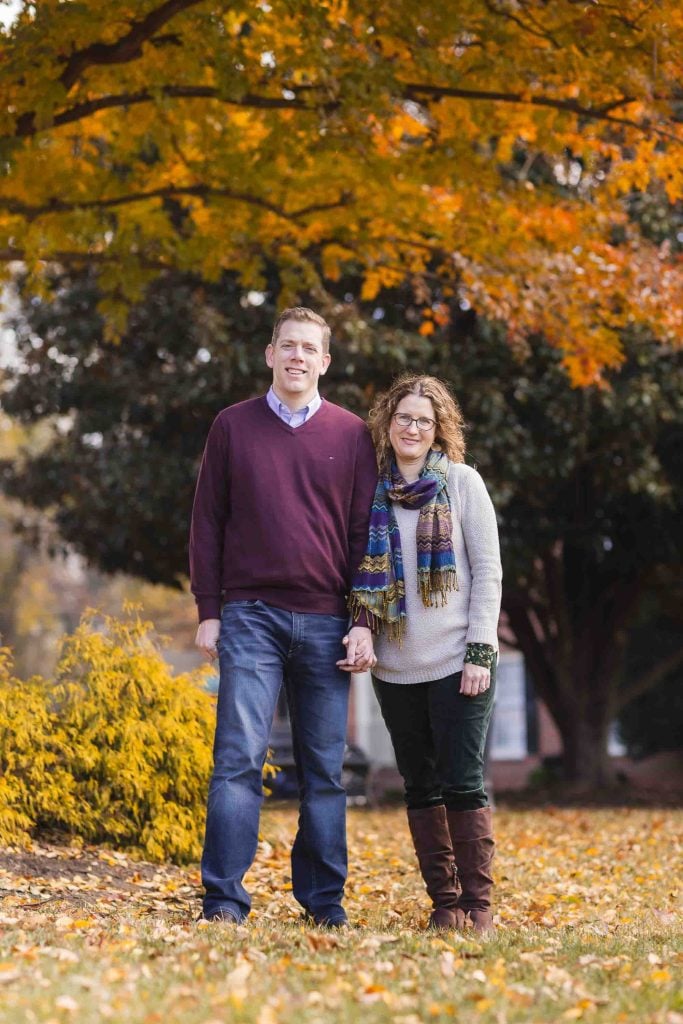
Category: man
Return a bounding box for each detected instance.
[190,307,377,927]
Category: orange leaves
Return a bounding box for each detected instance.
[0,1,682,380]
[321,243,355,281]
[361,265,406,300]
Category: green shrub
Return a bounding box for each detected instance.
[0,608,216,862]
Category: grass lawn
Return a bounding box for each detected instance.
[0,806,681,1023]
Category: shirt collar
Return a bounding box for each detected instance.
[267,386,321,420]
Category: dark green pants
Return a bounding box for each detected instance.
[372,661,496,812]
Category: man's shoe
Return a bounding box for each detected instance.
[302,910,349,929]
[319,916,349,930]
[198,907,242,924]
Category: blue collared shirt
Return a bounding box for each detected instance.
[266,386,322,428]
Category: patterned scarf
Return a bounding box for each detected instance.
[349,450,458,642]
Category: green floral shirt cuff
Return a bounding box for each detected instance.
[464,642,495,670]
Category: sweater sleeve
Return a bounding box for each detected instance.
[347,426,378,589]
[458,467,502,650]
[189,413,230,622]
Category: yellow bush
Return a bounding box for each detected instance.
[0,609,217,862]
[0,648,62,846]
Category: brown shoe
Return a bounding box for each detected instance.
[407,805,458,930]
[447,806,495,934]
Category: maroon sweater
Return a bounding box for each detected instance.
[189,396,378,621]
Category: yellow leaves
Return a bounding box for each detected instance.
[223,11,247,36]
[225,958,253,1004]
[322,243,356,281]
[1,0,680,387]
[0,608,217,862]
[229,109,271,148]
[359,272,381,301]
[375,35,414,62]
[55,994,79,1012]
[369,106,430,156]
[423,187,463,216]
[563,998,600,1019]
[0,806,681,1024]
[361,265,406,300]
[257,1006,279,1024]
[651,150,683,204]
[426,1001,456,1016]
[388,110,429,143]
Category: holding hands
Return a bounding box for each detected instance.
[337,625,377,673]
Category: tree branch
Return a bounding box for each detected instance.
[7,78,668,145]
[504,598,578,746]
[504,598,554,694]
[401,82,680,141]
[12,0,206,136]
[483,0,562,49]
[617,645,683,708]
[12,86,320,139]
[0,246,171,270]
[0,186,353,223]
[59,0,205,90]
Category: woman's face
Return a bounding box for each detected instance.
[388,394,437,468]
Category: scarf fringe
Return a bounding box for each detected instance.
[418,568,459,608]
[348,588,407,645]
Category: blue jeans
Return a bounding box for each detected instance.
[201,600,351,922]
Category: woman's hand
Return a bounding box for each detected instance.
[336,626,377,673]
[460,662,490,697]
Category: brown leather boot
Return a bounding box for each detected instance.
[407,805,458,930]
[446,806,495,933]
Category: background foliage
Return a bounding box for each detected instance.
[0,607,215,862]
[2,268,681,783]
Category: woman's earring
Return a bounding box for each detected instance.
[431,442,442,452]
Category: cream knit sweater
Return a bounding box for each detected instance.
[373,461,502,685]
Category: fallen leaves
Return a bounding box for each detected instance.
[0,807,680,1024]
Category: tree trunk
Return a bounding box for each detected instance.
[505,587,622,789]
[556,702,612,787]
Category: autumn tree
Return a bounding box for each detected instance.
[3,267,682,786]
[1,1,682,384]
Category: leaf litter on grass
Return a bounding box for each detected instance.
[0,807,681,1024]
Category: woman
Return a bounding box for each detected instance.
[350,374,502,932]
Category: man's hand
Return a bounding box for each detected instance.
[195,618,220,661]
[336,625,377,673]
[460,662,491,697]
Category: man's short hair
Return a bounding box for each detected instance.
[271,307,331,353]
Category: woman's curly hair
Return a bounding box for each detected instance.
[368,373,466,474]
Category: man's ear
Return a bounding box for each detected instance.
[319,352,331,375]
[265,343,275,368]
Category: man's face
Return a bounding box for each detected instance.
[266,319,330,406]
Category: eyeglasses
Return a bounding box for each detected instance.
[392,413,436,431]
